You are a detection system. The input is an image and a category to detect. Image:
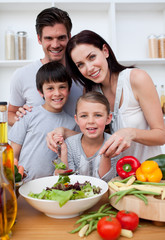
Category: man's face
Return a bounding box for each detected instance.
[38,23,70,65]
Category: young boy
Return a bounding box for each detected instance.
[54,92,116,182]
[9,61,78,182]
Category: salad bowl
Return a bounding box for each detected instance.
[19,175,108,219]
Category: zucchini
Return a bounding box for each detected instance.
[147,154,165,180]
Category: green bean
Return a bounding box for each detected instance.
[109,191,119,199]
[116,176,133,183]
[91,221,98,232]
[134,193,148,205]
[134,180,165,186]
[109,188,136,200]
[115,188,135,204]
[80,211,97,218]
[130,190,160,195]
[85,220,96,236]
[105,210,117,216]
[70,220,87,234]
[102,206,112,213]
[97,203,109,213]
[76,213,109,224]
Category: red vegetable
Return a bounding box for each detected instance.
[63,169,73,173]
[116,210,139,231]
[116,156,141,179]
[97,216,121,240]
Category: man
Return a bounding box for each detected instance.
[8,7,83,126]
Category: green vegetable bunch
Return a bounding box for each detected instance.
[70,203,117,237]
[14,165,22,182]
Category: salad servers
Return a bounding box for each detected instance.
[56,154,101,176]
[53,143,62,165]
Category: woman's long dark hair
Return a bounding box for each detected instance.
[66,30,134,92]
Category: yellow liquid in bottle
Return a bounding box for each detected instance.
[0,122,14,189]
[0,183,17,239]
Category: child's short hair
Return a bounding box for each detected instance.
[36,61,72,94]
[75,91,110,114]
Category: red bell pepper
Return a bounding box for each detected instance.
[116,156,141,179]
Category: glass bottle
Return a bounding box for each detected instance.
[160,85,165,115]
[0,102,14,189]
[0,149,17,240]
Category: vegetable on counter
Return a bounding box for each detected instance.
[97,216,121,240]
[108,176,165,205]
[116,210,139,231]
[116,156,141,179]
[70,203,117,237]
[136,160,163,183]
[70,202,137,238]
[28,175,102,207]
[147,154,165,180]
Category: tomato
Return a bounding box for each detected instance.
[97,216,121,240]
[116,210,139,231]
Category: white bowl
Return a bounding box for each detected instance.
[19,175,108,219]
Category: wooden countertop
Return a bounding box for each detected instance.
[11,193,165,240]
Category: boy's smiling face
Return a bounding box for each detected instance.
[39,81,70,112]
[75,99,111,139]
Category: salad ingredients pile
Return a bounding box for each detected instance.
[28,175,101,207]
[70,203,139,239]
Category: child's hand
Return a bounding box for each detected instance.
[46,127,65,152]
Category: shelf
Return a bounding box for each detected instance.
[0,60,33,67]
[115,1,165,12]
[0,58,165,68]
[0,0,110,12]
[0,0,165,102]
[119,58,165,65]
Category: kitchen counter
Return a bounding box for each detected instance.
[11,193,165,240]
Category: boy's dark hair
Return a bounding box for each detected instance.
[75,91,110,115]
[35,7,72,39]
[36,61,72,94]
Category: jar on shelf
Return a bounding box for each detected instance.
[158,34,165,58]
[17,31,27,60]
[148,34,158,58]
[5,29,15,60]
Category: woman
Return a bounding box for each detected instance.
[47,30,165,162]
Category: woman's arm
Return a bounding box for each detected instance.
[100,69,165,157]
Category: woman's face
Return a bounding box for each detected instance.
[71,43,110,85]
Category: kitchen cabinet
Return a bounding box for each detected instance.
[0,0,164,150]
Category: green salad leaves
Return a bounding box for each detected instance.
[28,176,101,207]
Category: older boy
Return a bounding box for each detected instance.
[9,61,78,182]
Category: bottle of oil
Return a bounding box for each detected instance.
[160,85,165,115]
[0,102,14,189]
[0,149,17,240]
